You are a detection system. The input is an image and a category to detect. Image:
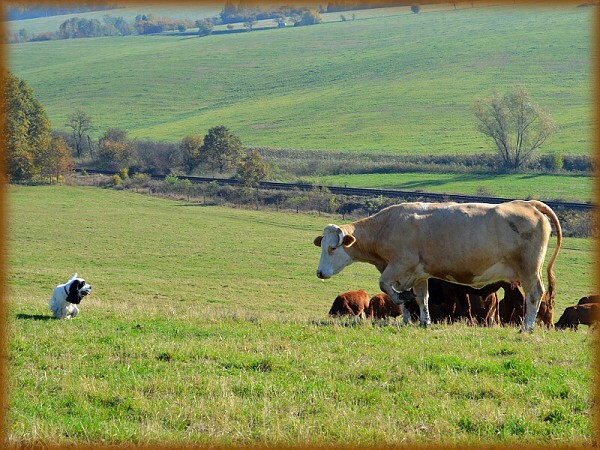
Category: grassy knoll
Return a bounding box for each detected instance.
[312,172,594,203]
[7,185,595,445]
[7,5,592,157]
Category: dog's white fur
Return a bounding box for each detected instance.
[49,273,92,319]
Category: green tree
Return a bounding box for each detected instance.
[220,0,240,23]
[196,19,213,36]
[473,87,557,170]
[5,71,51,181]
[179,135,204,174]
[237,149,271,187]
[294,9,322,26]
[202,126,243,174]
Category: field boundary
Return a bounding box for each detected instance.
[77,169,595,212]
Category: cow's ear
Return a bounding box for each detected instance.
[342,234,356,248]
[314,236,323,247]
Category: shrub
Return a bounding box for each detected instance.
[549,153,564,171]
[475,186,496,197]
[161,175,192,194]
[557,210,595,238]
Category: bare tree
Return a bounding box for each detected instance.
[243,15,257,31]
[473,87,557,170]
[66,109,95,158]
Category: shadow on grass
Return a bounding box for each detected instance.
[173,202,220,207]
[16,313,54,321]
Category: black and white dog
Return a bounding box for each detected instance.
[49,273,92,319]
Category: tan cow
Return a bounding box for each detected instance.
[314,200,562,332]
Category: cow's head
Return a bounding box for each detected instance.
[314,224,356,279]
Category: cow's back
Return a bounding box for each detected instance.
[376,201,551,286]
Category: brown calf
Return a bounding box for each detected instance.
[367,293,402,319]
[469,292,500,326]
[329,290,370,318]
[555,303,600,331]
[577,294,600,305]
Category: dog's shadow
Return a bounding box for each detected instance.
[16,313,54,321]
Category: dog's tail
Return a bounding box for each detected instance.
[69,273,78,281]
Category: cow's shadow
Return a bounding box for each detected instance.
[15,313,53,321]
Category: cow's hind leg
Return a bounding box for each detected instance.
[379,267,416,325]
[399,303,411,325]
[522,276,544,332]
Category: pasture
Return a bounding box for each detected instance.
[313,171,594,203]
[7,185,596,445]
[7,5,593,156]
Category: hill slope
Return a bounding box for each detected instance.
[7,5,593,156]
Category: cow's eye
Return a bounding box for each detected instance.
[327,246,335,256]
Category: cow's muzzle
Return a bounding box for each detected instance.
[316,270,330,280]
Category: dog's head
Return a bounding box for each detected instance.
[66,274,92,304]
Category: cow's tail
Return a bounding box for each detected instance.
[532,200,562,311]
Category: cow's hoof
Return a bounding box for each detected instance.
[519,327,534,334]
[419,322,430,329]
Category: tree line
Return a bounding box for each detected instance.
[6,3,117,21]
[7,0,397,43]
[7,14,195,43]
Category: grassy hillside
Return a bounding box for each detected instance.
[7,185,595,445]
[7,5,592,156]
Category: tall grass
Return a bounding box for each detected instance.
[7,185,596,445]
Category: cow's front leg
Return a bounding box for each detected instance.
[413,280,431,327]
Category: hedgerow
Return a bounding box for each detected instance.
[66,173,595,238]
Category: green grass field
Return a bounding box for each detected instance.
[7,4,593,157]
[7,185,596,445]
[313,171,594,203]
